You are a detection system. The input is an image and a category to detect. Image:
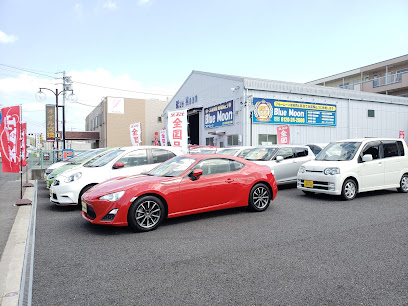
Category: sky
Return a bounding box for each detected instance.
[0,0,407,135]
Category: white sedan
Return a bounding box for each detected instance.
[244,145,315,185]
[50,146,183,206]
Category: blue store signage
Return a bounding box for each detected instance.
[204,100,234,129]
[252,98,336,126]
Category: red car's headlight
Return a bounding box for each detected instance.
[99,190,125,202]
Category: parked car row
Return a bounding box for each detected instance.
[43,138,408,232]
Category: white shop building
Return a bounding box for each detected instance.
[163,71,408,147]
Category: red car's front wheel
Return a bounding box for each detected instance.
[128,196,165,232]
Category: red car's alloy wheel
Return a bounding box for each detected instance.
[128,196,165,232]
[249,183,270,211]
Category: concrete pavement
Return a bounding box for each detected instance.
[0,164,35,306]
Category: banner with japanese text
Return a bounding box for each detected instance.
[130,122,142,146]
[159,129,167,146]
[0,106,21,173]
[154,132,159,146]
[253,98,336,126]
[168,110,188,152]
[46,104,55,142]
[277,125,290,144]
[22,123,27,167]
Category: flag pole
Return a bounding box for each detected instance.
[16,105,32,206]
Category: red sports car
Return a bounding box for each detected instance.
[81,154,278,232]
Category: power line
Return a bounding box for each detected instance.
[0,64,55,79]
[0,63,176,97]
[73,80,174,97]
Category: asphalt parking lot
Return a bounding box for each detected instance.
[31,180,407,305]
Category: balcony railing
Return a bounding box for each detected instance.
[339,72,407,90]
[373,73,403,88]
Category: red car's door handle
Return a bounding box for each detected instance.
[225,178,234,183]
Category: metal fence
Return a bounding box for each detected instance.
[29,150,87,169]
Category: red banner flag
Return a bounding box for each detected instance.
[22,122,27,167]
[277,125,290,144]
[0,106,21,173]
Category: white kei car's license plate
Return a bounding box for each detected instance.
[304,180,313,188]
[82,201,87,213]
[50,189,53,197]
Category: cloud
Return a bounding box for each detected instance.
[74,3,84,19]
[138,0,152,6]
[103,0,118,10]
[0,30,18,44]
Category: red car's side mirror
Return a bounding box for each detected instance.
[191,169,203,181]
[113,162,125,169]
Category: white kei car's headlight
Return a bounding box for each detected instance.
[323,167,340,175]
[64,172,82,183]
[298,166,306,173]
[99,191,125,202]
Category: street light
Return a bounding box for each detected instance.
[35,87,77,149]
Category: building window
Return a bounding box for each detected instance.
[228,135,239,146]
[158,117,162,123]
[206,137,214,146]
[258,134,277,145]
[368,109,375,118]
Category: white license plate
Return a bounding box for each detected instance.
[82,201,87,213]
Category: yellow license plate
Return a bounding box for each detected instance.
[82,201,87,213]
[304,180,314,188]
[50,189,53,197]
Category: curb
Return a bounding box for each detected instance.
[0,182,34,306]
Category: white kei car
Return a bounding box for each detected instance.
[297,138,408,200]
[50,146,183,206]
[244,145,315,185]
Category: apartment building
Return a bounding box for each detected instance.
[86,97,166,148]
[307,54,408,97]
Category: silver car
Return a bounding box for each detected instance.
[244,145,315,184]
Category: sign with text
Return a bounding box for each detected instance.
[204,100,234,129]
[277,125,290,144]
[154,132,159,146]
[108,97,124,114]
[159,129,167,146]
[0,105,21,173]
[399,131,405,139]
[168,110,188,152]
[46,104,55,142]
[21,123,27,167]
[252,98,336,126]
[63,149,74,161]
[130,122,142,146]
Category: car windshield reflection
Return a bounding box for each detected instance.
[148,156,196,177]
[244,148,278,161]
[316,142,361,161]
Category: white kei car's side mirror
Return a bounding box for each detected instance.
[362,154,373,162]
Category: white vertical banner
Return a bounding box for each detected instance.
[159,129,167,146]
[168,110,188,152]
[130,122,142,146]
